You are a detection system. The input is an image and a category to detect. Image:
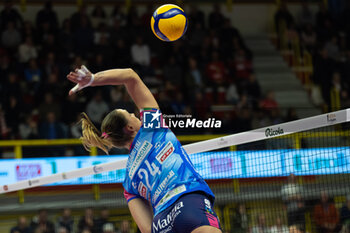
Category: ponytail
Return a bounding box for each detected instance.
[80,110,134,154]
[80,113,114,154]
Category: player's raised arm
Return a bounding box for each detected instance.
[67,66,159,110]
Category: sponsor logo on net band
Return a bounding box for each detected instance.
[265,127,284,137]
[93,165,103,173]
[129,141,152,179]
[28,179,40,186]
[327,113,336,123]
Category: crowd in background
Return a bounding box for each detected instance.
[10,208,132,233]
[274,1,350,109]
[8,175,350,233]
[230,174,350,233]
[0,0,299,157]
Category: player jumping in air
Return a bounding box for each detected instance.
[67,66,222,233]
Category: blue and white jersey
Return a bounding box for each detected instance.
[123,108,214,216]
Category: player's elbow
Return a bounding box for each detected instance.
[126,68,141,83]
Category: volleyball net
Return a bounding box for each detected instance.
[1,109,350,232]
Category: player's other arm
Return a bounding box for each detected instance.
[67,68,159,110]
[128,198,153,233]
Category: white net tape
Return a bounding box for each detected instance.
[1,109,349,194]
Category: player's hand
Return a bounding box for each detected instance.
[67,65,94,95]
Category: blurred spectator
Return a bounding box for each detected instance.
[259,91,279,111]
[242,74,261,107]
[251,110,271,129]
[118,220,131,233]
[78,207,97,233]
[39,111,66,140]
[1,21,21,52]
[315,3,333,33]
[281,174,305,227]
[86,91,109,126]
[340,195,350,232]
[312,47,334,106]
[289,224,304,233]
[208,4,225,30]
[231,203,248,233]
[226,81,239,105]
[270,217,289,233]
[103,223,115,233]
[313,191,340,233]
[325,36,340,61]
[73,16,94,58]
[91,5,107,28]
[275,3,294,33]
[184,57,204,99]
[94,22,110,46]
[96,208,113,233]
[193,91,210,120]
[237,94,254,110]
[270,109,283,125]
[21,21,36,42]
[38,93,61,122]
[163,56,183,88]
[220,18,241,57]
[205,50,227,87]
[189,22,207,50]
[251,213,269,233]
[57,227,68,233]
[0,0,22,30]
[130,36,151,75]
[57,208,74,233]
[30,209,55,233]
[188,4,205,31]
[70,114,82,139]
[70,5,91,32]
[297,2,314,27]
[114,38,130,68]
[59,18,74,59]
[230,49,253,85]
[24,58,42,92]
[63,94,84,125]
[4,95,21,137]
[19,115,39,140]
[0,53,15,81]
[110,5,126,27]
[36,1,58,31]
[10,216,30,233]
[170,92,186,115]
[0,105,10,140]
[18,36,37,64]
[43,52,59,78]
[301,24,316,51]
[285,108,298,122]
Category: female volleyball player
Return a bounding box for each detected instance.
[67,66,222,233]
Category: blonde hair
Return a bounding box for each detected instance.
[80,113,114,154]
[80,110,133,154]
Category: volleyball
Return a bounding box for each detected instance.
[151,4,188,42]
